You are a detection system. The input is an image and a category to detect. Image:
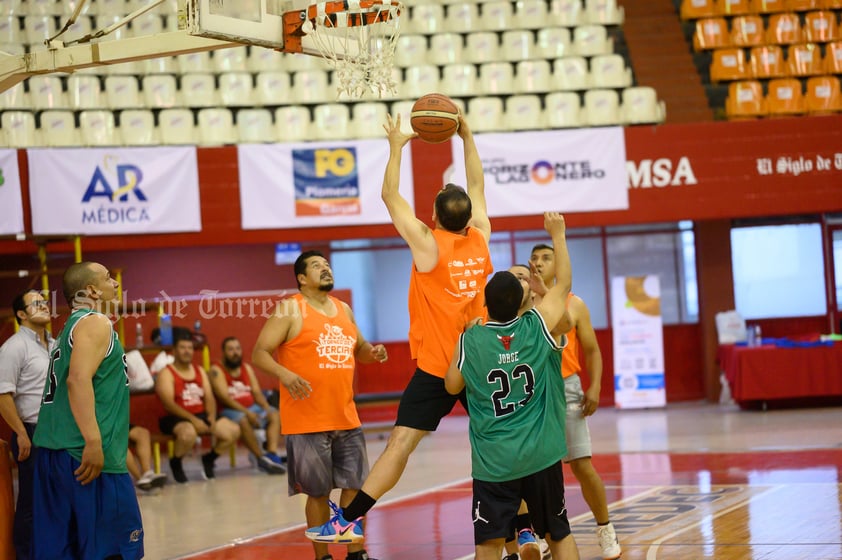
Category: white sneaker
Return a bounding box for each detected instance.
[596,523,622,560]
[136,470,156,491]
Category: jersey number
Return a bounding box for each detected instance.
[487,364,536,417]
[43,348,61,404]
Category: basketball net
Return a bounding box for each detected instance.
[294,0,403,98]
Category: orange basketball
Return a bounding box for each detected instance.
[410,93,460,144]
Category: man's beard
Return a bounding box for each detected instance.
[223,356,242,369]
[318,282,334,292]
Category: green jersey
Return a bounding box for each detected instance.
[34,308,130,473]
[456,308,567,482]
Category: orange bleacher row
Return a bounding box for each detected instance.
[725,74,841,116]
[682,0,842,20]
[710,41,842,80]
[693,10,841,50]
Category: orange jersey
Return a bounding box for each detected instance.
[275,293,361,435]
[408,227,492,378]
[561,294,581,378]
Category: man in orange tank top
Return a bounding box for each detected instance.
[527,244,622,560]
[304,113,493,545]
[253,250,388,560]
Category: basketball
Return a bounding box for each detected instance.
[410,93,460,144]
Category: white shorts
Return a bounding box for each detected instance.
[562,374,592,462]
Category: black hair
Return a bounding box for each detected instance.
[293,250,327,289]
[173,327,194,346]
[531,243,553,255]
[434,183,472,232]
[484,271,524,323]
[221,336,238,351]
[12,290,38,325]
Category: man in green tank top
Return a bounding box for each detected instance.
[445,213,580,560]
[32,262,143,560]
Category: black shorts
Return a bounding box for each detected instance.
[471,462,571,545]
[159,412,210,435]
[395,368,468,431]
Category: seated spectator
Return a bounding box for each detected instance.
[127,424,167,491]
[155,330,239,483]
[209,336,285,474]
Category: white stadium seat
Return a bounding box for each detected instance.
[293,70,330,104]
[197,108,236,145]
[465,32,500,64]
[500,30,535,62]
[275,106,312,142]
[352,102,389,139]
[27,75,68,109]
[79,110,119,146]
[429,33,463,66]
[0,81,28,109]
[515,60,553,93]
[218,73,255,107]
[441,63,478,97]
[255,71,293,106]
[313,104,351,140]
[395,35,428,68]
[445,3,479,33]
[159,108,196,145]
[104,75,141,109]
[536,27,572,59]
[40,110,80,147]
[622,86,667,124]
[119,109,158,145]
[236,108,275,143]
[583,88,622,126]
[504,94,543,130]
[67,75,104,110]
[402,65,441,99]
[479,62,515,94]
[180,73,218,107]
[545,91,583,127]
[480,1,514,31]
[516,0,550,29]
[554,56,589,90]
[468,96,504,132]
[589,54,632,88]
[142,74,178,108]
[573,24,613,57]
[2,110,38,147]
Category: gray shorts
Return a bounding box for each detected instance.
[562,374,592,462]
[286,427,370,497]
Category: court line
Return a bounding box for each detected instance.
[644,485,785,560]
[171,477,473,559]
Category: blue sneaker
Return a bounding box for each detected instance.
[305,500,364,544]
[517,528,541,560]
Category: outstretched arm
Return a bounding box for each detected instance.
[459,116,491,243]
[535,213,572,331]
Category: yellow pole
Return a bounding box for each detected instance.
[202,345,210,372]
[73,236,82,263]
[37,244,51,333]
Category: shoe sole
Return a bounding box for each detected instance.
[136,482,154,491]
[519,542,542,560]
[150,475,168,489]
[305,532,364,544]
[601,551,622,560]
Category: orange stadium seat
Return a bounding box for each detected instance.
[821,0,842,7]
[766,12,803,44]
[824,41,842,72]
[805,75,842,112]
[749,0,788,12]
[726,80,766,117]
[766,78,806,114]
[711,48,749,81]
[784,0,820,9]
[694,17,731,50]
[731,15,767,46]
[749,45,787,77]
[804,11,840,42]
[681,0,718,19]
[788,43,824,75]
[717,0,753,15]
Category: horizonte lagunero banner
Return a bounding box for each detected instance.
[448,127,628,216]
[610,275,666,409]
[0,150,24,235]
[28,147,201,235]
[238,140,414,229]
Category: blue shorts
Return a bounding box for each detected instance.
[219,403,273,426]
[33,448,144,560]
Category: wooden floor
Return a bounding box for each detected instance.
[133,403,842,560]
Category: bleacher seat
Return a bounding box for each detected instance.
[501,30,535,62]
[480,1,514,31]
[766,78,806,114]
[785,0,820,9]
[583,89,622,125]
[731,15,765,47]
[554,56,589,90]
[515,60,553,92]
[104,75,140,109]
[142,56,178,75]
[551,0,584,26]
[589,53,633,87]
[0,82,27,109]
[718,0,753,15]
[749,45,786,78]
[479,62,515,94]
[584,0,625,25]
[313,104,351,140]
[545,91,583,127]
[64,15,93,43]
[180,73,217,107]
[446,3,480,33]
[158,108,196,145]
[213,46,248,73]
[504,94,543,130]
[97,0,128,15]
[536,27,572,59]
[40,110,80,146]
[725,80,766,117]
[429,33,463,65]
[573,25,613,56]
[805,75,842,112]
[465,32,500,64]
[694,17,730,50]
[284,51,328,72]
[767,13,803,44]
[119,109,158,145]
[788,43,824,75]
[0,18,22,45]
[94,15,128,41]
[293,70,330,103]
[0,0,23,16]
[142,74,177,108]
[681,0,717,20]
[236,108,275,143]
[247,46,285,72]
[749,0,787,12]
[402,65,441,99]
[219,73,255,107]
[177,51,212,74]
[67,75,104,110]
[467,96,504,131]
[352,102,389,138]
[131,12,163,36]
[804,11,839,43]
[28,75,67,109]
[388,101,416,134]
[1,110,37,147]
[711,48,748,81]
[515,0,549,29]
[79,110,118,146]
[275,106,311,142]
[255,71,292,106]
[441,63,478,97]
[395,35,428,67]
[622,86,667,123]
[24,0,57,16]
[825,41,842,73]
[24,15,57,45]
[822,0,842,7]
[197,108,235,145]
[410,4,445,34]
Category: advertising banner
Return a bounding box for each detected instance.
[0,150,24,235]
[28,147,201,235]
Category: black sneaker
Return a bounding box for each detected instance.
[318,555,333,560]
[502,555,518,560]
[346,551,375,560]
[169,457,188,484]
[201,452,216,480]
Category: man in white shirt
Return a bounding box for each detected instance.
[0,290,54,560]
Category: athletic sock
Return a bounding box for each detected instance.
[516,513,532,533]
[343,491,376,520]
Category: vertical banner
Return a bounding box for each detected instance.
[611,275,666,409]
[0,150,24,235]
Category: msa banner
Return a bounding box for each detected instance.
[238,140,414,229]
[0,150,24,235]
[448,127,628,216]
[611,275,666,409]
[28,147,200,235]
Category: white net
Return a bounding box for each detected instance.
[301,0,403,99]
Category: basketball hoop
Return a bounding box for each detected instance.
[283,0,403,99]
